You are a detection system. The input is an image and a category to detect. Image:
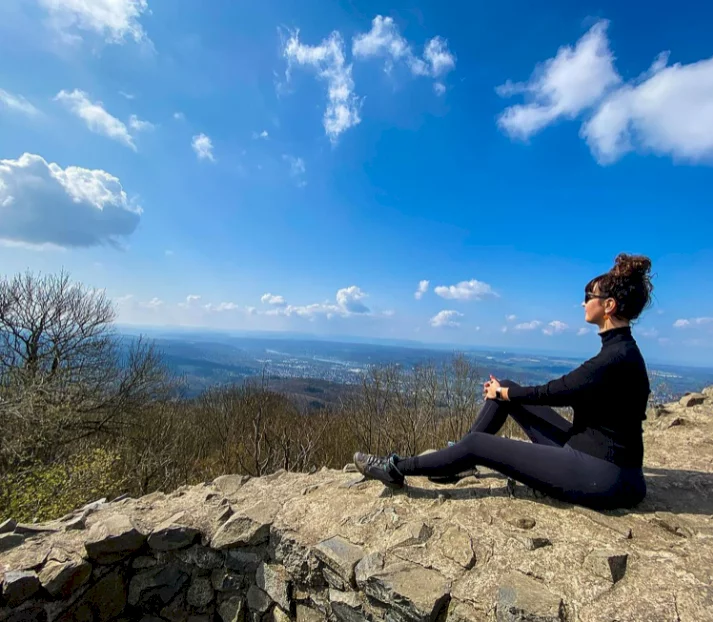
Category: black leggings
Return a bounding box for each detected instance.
[396,381,646,510]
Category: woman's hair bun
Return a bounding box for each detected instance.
[612,253,652,279]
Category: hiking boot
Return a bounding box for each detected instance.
[353,452,405,489]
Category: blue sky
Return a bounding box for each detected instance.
[1,0,712,366]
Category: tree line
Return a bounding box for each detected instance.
[0,271,546,523]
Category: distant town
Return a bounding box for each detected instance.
[121,328,713,404]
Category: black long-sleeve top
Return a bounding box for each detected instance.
[507,326,649,468]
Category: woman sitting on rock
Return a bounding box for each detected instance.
[354,253,654,510]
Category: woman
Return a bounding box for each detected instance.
[354,253,654,510]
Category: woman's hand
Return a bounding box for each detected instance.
[484,374,501,400]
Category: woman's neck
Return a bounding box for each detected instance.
[598,317,630,333]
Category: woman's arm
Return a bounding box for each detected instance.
[505,352,611,406]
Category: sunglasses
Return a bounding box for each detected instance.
[584,292,610,304]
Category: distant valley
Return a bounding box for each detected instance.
[121,328,713,406]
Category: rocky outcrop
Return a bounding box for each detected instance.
[2,389,713,621]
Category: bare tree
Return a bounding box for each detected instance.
[0,270,178,470]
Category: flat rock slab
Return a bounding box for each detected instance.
[358,560,450,622]
[497,572,564,622]
[257,562,291,611]
[0,534,24,554]
[680,393,706,407]
[313,536,365,588]
[2,570,40,607]
[147,513,201,551]
[39,551,92,598]
[212,501,280,549]
[85,514,146,563]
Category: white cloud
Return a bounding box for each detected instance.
[142,297,163,309]
[499,19,713,165]
[336,285,370,313]
[352,16,455,81]
[673,317,713,328]
[433,82,446,96]
[253,130,269,139]
[283,155,306,187]
[0,89,40,116]
[423,37,456,77]
[501,326,508,333]
[506,314,517,322]
[514,320,542,331]
[119,91,135,100]
[38,0,150,44]
[173,112,185,121]
[497,21,620,140]
[128,114,154,132]
[543,320,569,336]
[56,89,135,149]
[265,285,371,320]
[582,55,713,164]
[192,134,215,162]
[261,293,286,306]
[414,279,429,300]
[204,302,241,312]
[434,279,497,301]
[577,327,591,336]
[638,327,659,338]
[178,294,201,308]
[430,310,463,328]
[0,153,141,248]
[283,29,361,142]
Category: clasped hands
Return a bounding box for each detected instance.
[483,374,501,400]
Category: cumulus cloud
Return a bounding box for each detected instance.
[0,89,40,116]
[577,327,591,336]
[283,155,306,187]
[429,310,463,328]
[261,293,286,306]
[499,19,713,165]
[414,279,429,300]
[582,54,713,164]
[178,294,201,308]
[638,327,659,338]
[142,297,163,309]
[283,29,360,142]
[514,320,542,331]
[253,130,269,139]
[543,320,569,336]
[506,314,517,322]
[56,89,135,149]
[38,0,150,44]
[352,16,455,83]
[264,285,371,320]
[497,21,619,141]
[192,134,215,162]
[336,285,369,313]
[128,114,154,132]
[673,317,713,328]
[0,153,141,249]
[434,279,497,301]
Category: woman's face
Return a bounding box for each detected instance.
[582,283,611,324]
